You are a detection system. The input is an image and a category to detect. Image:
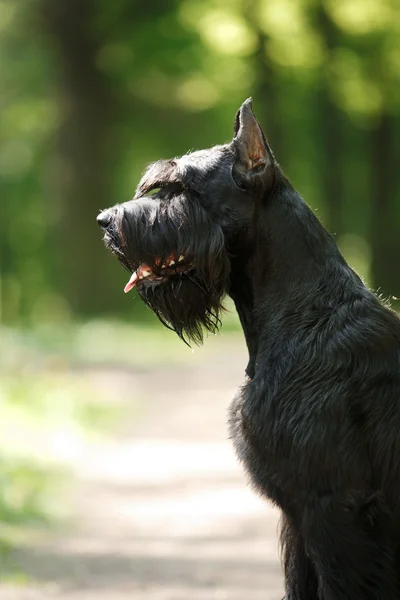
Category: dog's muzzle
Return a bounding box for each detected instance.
[97,207,193,293]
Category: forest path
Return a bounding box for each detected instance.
[2,336,283,599]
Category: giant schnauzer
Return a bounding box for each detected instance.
[97,99,400,599]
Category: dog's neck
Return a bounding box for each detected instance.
[229,176,349,379]
[229,262,258,379]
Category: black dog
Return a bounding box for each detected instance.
[97,99,400,599]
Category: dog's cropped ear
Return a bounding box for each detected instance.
[232,98,275,193]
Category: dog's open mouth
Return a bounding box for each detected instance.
[124,254,191,293]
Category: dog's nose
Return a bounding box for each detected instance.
[97,210,112,230]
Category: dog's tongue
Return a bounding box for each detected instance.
[124,255,176,293]
[124,260,158,293]
[124,263,152,293]
[124,271,139,294]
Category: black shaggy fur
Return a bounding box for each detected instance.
[97,98,400,599]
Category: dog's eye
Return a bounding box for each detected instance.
[139,182,184,199]
[145,187,161,196]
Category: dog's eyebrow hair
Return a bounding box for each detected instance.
[135,160,181,196]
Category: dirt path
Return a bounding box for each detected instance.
[3,336,284,599]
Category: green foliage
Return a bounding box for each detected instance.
[0,462,51,527]
[1,0,399,325]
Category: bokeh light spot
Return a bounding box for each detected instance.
[177,75,220,110]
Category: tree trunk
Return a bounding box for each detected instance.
[316,89,344,236]
[370,112,400,300]
[315,6,344,237]
[40,0,122,316]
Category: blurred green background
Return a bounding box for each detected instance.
[0,0,400,583]
[2,0,400,325]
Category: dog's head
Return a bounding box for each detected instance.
[97,98,276,343]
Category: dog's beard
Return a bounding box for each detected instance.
[138,270,227,344]
[104,193,231,344]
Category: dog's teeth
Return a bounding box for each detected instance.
[169,260,175,266]
[178,255,185,262]
[138,274,143,279]
[141,269,151,278]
